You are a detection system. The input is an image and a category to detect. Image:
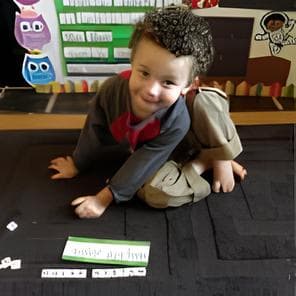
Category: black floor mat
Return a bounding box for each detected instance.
[0,126,295,296]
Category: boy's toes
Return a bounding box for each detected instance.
[239,168,248,180]
[212,181,221,193]
[222,182,235,193]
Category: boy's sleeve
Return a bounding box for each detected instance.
[108,102,190,203]
[189,88,242,161]
[72,75,126,171]
[72,94,110,172]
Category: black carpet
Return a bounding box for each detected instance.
[0,125,295,295]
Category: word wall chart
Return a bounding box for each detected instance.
[54,0,182,77]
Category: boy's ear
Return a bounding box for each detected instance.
[181,76,199,95]
[181,85,192,95]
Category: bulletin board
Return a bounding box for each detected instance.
[12,0,295,97]
[53,0,170,76]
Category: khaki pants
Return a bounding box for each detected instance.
[137,160,211,208]
[138,88,243,208]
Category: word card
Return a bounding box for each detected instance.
[41,268,87,278]
[92,267,146,278]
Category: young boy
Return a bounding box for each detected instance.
[49,6,246,218]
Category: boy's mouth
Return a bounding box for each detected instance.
[141,96,159,104]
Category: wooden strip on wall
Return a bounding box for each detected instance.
[0,112,295,130]
[0,114,86,130]
[230,111,296,125]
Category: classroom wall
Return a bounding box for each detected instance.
[31,2,296,86]
[1,1,296,87]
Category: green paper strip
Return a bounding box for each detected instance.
[62,236,150,267]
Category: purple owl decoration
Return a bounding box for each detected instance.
[14,9,51,51]
[15,0,40,5]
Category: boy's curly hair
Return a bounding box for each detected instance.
[129,5,214,79]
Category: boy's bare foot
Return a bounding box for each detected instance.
[231,160,247,181]
[212,160,235,193]
[190,158,247,193]
[190,158,209,175]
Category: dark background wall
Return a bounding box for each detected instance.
[0,0,26,87]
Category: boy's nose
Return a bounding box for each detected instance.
[145,80,161,99]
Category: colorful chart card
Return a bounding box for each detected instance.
[62,236,151,267]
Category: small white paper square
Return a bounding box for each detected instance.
[6,221,18,231]
[1,257,11,268]
[10,259,21,270]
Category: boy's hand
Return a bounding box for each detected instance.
[48,156,79,179]
[71,187,113,219]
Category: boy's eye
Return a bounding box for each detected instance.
[163,80,175,86]
[139,70,149,77]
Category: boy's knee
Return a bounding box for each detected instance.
[137,161,211,208]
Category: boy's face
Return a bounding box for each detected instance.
[129,37,192,119]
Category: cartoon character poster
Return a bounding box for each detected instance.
[255,11,296,55]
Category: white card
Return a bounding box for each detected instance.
[10,259,21,270]
[41,269,87,278]
[92,267,146,278]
